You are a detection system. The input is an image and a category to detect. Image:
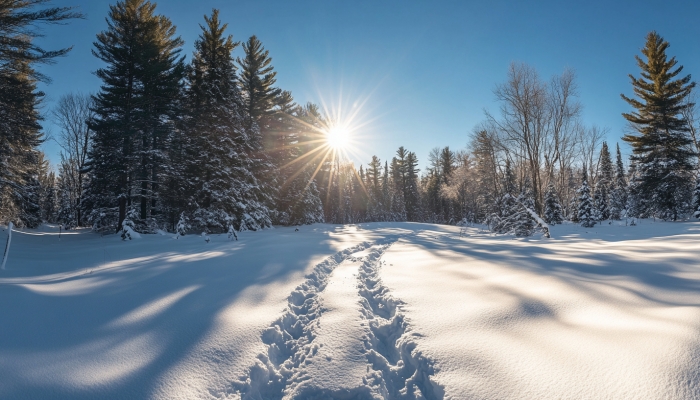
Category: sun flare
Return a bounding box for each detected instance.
[325,125,350,150]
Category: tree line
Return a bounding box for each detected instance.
[1,1,699,237]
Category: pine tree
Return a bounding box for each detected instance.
[609,143,628,220]
[543,181,563,224]
[490,159,519,234]
[472,130,498,221]
[236,35,281,214]
[0,1,82,78]
[578,164,596,228]
[566,167,579,222]
[596,142,613,220]
[176,212,188,236]
[621,31,696,221]
[593,184,605,223]
[514,178,536,236]
[237,35,281,142]
[381,160,391,221]
[180,9,272,232]
[693,175,700,219]
[0,59,44,227]
[626,159,644,219]
[86,0,185,232]
[275,103,324,226]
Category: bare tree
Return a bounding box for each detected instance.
[578,124,607,186]
[680,90,700,162]
[487,62,550,213]
[545,68,582,186]
[52,92,94,226]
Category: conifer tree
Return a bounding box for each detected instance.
[491,159,518,233]
[578,164,596,227]
[543,181,563,224]
[381,160,391,220]
[238,35,281,138]
[404,151,421,220]
[0,0,82,78]
[0,1,80,226]
[626,159,644,219]
[86,0,185,232]
[0,58,44,227]
[621,31,696,220]
[514,178,536,236]
[181,9,272,232]
[236,35,281,212]
[593,184,605,223]
[596,142,613,220]
[609,143,628,220]
[693,175,700,219]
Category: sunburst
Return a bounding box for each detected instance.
[276,93,376,211]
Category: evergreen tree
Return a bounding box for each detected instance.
[0,0,82,79]
[237,35,281,141]
[181,9,272,232]
[0,59,44,227]
[566,167,579,222]
[593,184,605,223]
[405,151,421,220]
[0,1,80,226]
[490,160,518,234]
[596,142,613,220]
[693,175,700,219]
[621,31,696,220]
[543,181,563,224]
[275,103,324,226]
[236,35,280,213]
[514,178,536,236]
[577,164,596,227]
[472,130,498,221]
[626,159,644,219]
[381,160,391,220]
[86,0,185,232]
[609,143,628,220]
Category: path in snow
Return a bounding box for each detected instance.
[235,237,442,399]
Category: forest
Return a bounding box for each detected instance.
[2,0,699,237]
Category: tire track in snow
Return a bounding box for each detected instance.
[233,240,377,399]
[358,242,443,400]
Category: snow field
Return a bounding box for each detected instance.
[380,223,700,399]
[4,221,700,399]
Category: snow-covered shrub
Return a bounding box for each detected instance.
[120,208,141,240]
[176,212,189,236]
[227,224,238,241]
[89,207,119,234]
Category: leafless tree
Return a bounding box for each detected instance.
[545,68,582,185]
[483,63,591,216]
[680,90,700,162]
[578,124,607,185]
[52,92,94,226]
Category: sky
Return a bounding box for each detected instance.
[34,0,700,172]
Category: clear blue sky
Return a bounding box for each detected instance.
[35,0,700,172]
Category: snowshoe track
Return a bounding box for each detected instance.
[234,235,441,399]
[358,243,443,400]
[233,241,375,399]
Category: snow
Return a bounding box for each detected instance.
[2,221,700,399]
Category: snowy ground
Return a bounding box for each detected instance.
[2,220,700,399]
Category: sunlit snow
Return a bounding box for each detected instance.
[1,221,700,399]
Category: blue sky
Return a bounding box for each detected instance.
[35,0,700,171]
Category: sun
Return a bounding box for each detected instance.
[325,125,350,150]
